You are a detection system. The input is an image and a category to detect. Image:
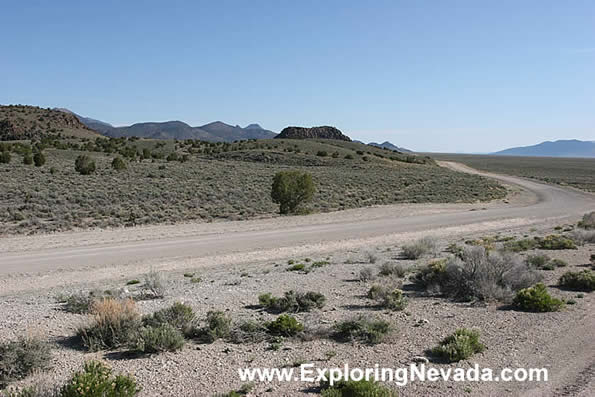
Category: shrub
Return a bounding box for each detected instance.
[513,283,564,312]
[74,155,96,175]
[559,270,595,292]
[0,336,51,386]
[316,151,328,157]
[258,291,326,313]
[111,157,127,170]
[321,379,397,397]
[378,262,406,277]
[550,258,568,268]
[33,152,45,167]
[0,151,11,164]
[367,285,407,311]
[59,290,103,314]
[344,154,354,159]
[504,238,538,252]
[412,259,447,291]
[401,237,437,259]
[570,229,595,244]
[536,235,576,250]
[23,154,33,165]
[430,329,485,363]
[166,152,179,162]
[228,320,269,344]
[332,316,390,345]
[359,267,375,282]
[142,302,195,331]
[60,361,139,397]
[190,311,232,343]
[78,298,142,351]
[132,324,185,353]
[287,263,306,272]
[578,211,595,229]
[271,170,315,214]
[416,247,541,301]
[526,254,550,269]
[140,269,166,299]
[265,315,304,337]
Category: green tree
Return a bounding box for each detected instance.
[33,152,46,167]
[75,155,96,175]
[271,170,315,214]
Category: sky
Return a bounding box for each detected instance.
[1,0,593,153]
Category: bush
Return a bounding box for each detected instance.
[0,151,11,164]
[78,298,142,351]
[23,154,33,165]
[367,285,407,311]
[60,361,139,397]
[258,291,326,313]
[536,235,576,250]
[359,267,375,282]
[316,151,328,157]
[504,238,538,252]
[132,324,185,353]
[430,329,485,363]
[415,247,541,301]
[578,211,595,229]
[166,152,179,162]
[140,269,166,299]
[0,336,51,386]
[378,262,406,277]
[332,316,390,345]
[265,315,304,337]
[401,237,437,259]
[74,155,96,175]
[344,154,354,160]
[190,311,232,343]
[111,157,127,170]
[321,379,397,397]
[559,270,595,292]
[228,320,269,344]
[59,290,103,314]
[513,283,564,312]
[271,170,315,214]
[142,302,195,331]
[526,254,550,269]
[413,259,447,291]
[550,258,567,268]
[33,152,45,167]
[570,229,595,244]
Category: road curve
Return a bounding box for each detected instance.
[1,162,593,275]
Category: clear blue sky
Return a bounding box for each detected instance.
[1,1,593,152]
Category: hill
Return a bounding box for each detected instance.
[368,141,412,153]
[275,126,351,141]
[0,105,101,140]
[493,139,595,158]
[54,109,277,142]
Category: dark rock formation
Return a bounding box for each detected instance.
[275,126,351,141]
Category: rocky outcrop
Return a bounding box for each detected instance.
[275,126,351,141]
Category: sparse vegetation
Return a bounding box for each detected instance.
[60,361,139,397]
[74,154,96,175]
[578,211,595,229]
[414,247,541,301]
[332,316,391,345]
[0,336,51,386]
[367,285,407,311]
[536,235,577,250]
[265,315,304,337]
[140,269,166,299]
[132,323,185,353]
[402,237,438,259]
[321,379,397,397]
[559,270,595,292]
[78,298,141,351]
[513,283,564,312]
[258,291,326,313]
[190,311,232,343]
[430,328,485,363]
[378,262,407,277]
[359,267,375,282]
[111,156,127,170]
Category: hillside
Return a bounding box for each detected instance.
[275,126,351,141]
[493,139,595,158]
[54,109,277,142]
[0,105,101,140]
[0,136,505,235]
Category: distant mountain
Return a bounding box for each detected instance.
[55,109,276,142]
[275,126,351,141]
[493,139,595,158]
[369,141,412,153]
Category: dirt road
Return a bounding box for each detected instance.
[1,162,593,275]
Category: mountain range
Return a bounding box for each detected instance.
[56,109,277,142]
[493,139,595,158]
